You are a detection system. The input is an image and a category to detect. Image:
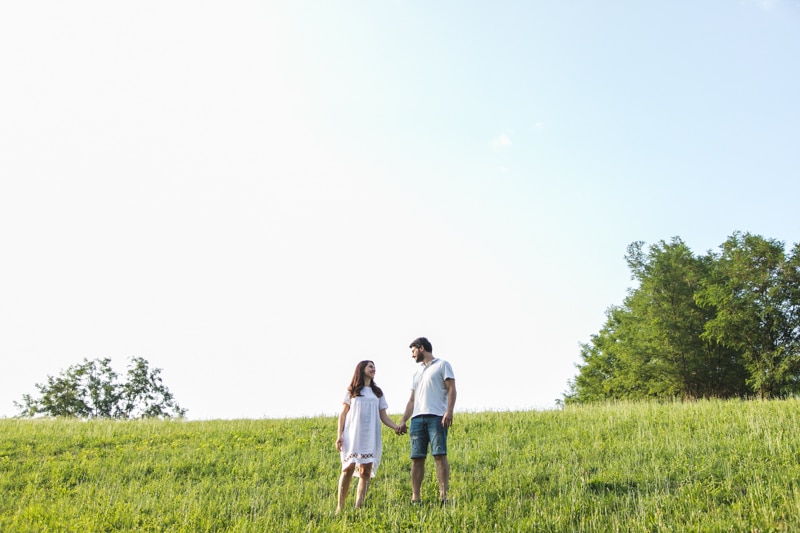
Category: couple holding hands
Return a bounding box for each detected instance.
[335,337,457,512]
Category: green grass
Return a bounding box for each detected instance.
[2,399,800,531]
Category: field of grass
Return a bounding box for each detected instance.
[2,399,800,532]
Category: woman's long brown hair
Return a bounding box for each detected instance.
[347,360,384,398]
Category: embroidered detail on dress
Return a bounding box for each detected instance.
[344,452,375,461]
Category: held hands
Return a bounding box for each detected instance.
[392,414,451,435]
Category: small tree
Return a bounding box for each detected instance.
[119,357,186,418]
[15,357,186,419]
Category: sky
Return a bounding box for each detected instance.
[1,1,799,420]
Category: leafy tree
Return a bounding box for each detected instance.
[119,357,186,418]
[567,236,751,404]
[566,304,652,402]
[16,357,186,419]
[626,239,747,398]
[785,243,800,355]
[697,233,800,398]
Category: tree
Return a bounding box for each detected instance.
[15,357,186,419]
[566,304,650,403]
[625,238,747,398]
[566,236,751,404]
[119,357,186,418]
[697,233,800,398]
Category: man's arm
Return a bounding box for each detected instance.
[396,390,415,434]
[442,378,456,428]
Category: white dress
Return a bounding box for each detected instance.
[340,387,388,478]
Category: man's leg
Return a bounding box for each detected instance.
[433,454,450,503]
[409,416,429,503]
[429,416,450,503]
[411,457,425,502]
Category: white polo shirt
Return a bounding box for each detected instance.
[411,358,455,418]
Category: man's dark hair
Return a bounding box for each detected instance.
[409,337,433,353]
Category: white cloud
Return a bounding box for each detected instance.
[490,133,512,149]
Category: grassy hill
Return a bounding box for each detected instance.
[2,399,800,532]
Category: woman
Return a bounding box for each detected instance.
[335,360,398,512]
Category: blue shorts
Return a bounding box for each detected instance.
[410,415,448,458]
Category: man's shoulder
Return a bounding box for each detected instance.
[427,358,450,370]
[438,359,455,378]
[431,358,454,375]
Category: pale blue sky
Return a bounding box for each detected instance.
[1,1,798,419]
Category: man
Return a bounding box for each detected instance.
[396,337,457,505]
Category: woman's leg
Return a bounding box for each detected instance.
[354,463,373,508]
[337,463,356,513]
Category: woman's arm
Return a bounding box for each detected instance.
[379,408,398,431]
[335,403,350,451]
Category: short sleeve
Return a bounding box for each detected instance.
[379,395,388,411]
[342,391,351,405]
[442,361,455,380]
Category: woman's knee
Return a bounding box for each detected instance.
[342,463,356,476]
[358,463,373,476]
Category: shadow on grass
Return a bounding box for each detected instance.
[585,479,640,495]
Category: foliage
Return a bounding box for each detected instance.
[3,401,800,531]
[15,357,186,419]
[567,233,800,403]
[697,233,800,398]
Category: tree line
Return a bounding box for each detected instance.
[565,232,800,404]
[16,356,186,419]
